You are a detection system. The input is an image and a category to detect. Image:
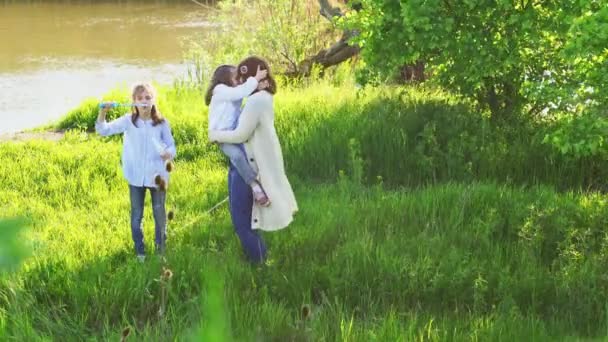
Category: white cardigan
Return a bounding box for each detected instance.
[209,91,298,231]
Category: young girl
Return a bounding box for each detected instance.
[206,64,270,206]
[96,83,176,262]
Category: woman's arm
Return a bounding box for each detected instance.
[209,96,263,144]
[95,113,130,136]
[213,77,258,102]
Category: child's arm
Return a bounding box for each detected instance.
[95,112,130,136]
[212,77,258,102]
[208,96,263,144]
[160,121,177,160]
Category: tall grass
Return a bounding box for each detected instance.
[56,76,608,190]
[0,76,607,339]
[0,135,606,339]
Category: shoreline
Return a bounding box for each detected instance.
[0,130,65,142]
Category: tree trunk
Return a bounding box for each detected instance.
[398,60,426,83]
[295,0,425,82]
[294,31,360,76]
[288,0,360,76]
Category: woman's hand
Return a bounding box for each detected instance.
[254,66,268,82]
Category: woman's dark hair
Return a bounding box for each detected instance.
[237,56,276,95]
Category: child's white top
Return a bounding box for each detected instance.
[95,114,176,188]
[208,77,258,131]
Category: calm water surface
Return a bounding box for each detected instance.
[0,2,212,133]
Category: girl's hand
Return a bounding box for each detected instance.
[99,102,113,113]
[160,150,171,161]
[97,102,113,123]
[254,65,268,82]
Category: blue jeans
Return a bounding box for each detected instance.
[228,163,267,263]
[220,143,257,185]
[129,185,167,255]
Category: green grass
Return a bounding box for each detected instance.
[1,79,607,340]
[55,79,608,191]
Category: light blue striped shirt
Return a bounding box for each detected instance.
[95,114,176,188]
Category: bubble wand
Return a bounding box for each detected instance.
[98,102,150,109]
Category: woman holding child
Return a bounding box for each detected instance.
[207,56,298,263]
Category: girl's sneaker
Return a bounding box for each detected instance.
[136,255,146,263]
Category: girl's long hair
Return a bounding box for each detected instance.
[205,65,235,105]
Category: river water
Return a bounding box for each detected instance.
[0,1,211,133]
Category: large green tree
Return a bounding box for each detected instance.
[343,0,603,121]
[539,4,608,158]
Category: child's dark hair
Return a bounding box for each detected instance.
[205,65,235,105]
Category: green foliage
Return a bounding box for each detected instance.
[343,1,608,161]
[343,1,593,121]
[189,265,231,341]
[0,218,30,339]
[540,4,608,159]
[0,142,607,339]
[8,0,608,340]
[56,79,608,190]
[0,218,30,273]
[183,0,337,84]
[3,39,608,338]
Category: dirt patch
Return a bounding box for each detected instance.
[0,131,65,142]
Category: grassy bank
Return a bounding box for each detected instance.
[1,80,607,340]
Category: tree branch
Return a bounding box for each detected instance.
[280,49,299,73]
[318,0,343,21]
[287,1,360,76]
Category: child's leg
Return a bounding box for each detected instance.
[220,143,258,185]
[128,185,146,256]
[150,186,167,254]
[220,143,270,206]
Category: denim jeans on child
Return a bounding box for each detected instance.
[220,143,257,185]
[128,185,167,255]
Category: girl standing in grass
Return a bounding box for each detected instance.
[206,64,271,206]
[96,83,176,262]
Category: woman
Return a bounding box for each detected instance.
[208,56,297,263]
